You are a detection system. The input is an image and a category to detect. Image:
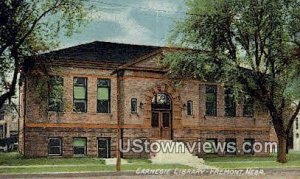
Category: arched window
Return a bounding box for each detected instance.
[296,133,299,138]
[151,93,171,110]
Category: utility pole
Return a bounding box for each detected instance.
[116,70,124,171]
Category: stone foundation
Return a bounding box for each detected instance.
[24,127,272,158]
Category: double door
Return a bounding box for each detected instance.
[151,111,172,139]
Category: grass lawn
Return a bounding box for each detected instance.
[1,151,300,174]
[204,151,300,169]
[0,152,191,174]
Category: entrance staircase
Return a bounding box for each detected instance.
[150,140,212,169]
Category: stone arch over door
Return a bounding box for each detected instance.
[144,82,182,130]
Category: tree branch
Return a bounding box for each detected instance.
[16,0,60,49]
[0,47,20,109]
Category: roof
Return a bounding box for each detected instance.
[40,41,162,64]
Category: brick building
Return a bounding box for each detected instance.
[0,104,18,139]
[19,41,274,158]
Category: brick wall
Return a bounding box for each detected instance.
[20,62,273,157]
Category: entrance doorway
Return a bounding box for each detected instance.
[151,93,172,139]
[98,138,111,158]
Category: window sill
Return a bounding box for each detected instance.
[243,116,254,118]
[97,112,112,114]
[224,115,236,118]
[73,154,87,157]
[48,111,65,114]
[48,111,66,116]
[48,154,62,157]
[204,115,255,120]
[72,111,87,114]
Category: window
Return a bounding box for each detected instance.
[98,138,111,158]
[151,93,171,110]
[73,77,87,112]
[206,85,217,116]
[97,79,111,113]
[0,125,4,139]
[162,112,170,127]
[151,112,159,127]
[296,118,299,130]
[297,133,299,138]
[243,94,254,117]
[244,138,255,155]
[73,138,87,156]
[206,139,217,154]
[225,138,236,155]
[0,110,4,120]
[48,76,64,112]
[48,138,62,156]
[131,98,137,113]
[187,100,193,115]
[224,86,236,117]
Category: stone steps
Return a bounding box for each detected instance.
[150,140,212,169]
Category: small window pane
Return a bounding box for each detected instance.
[74,78,86,85]
[187,101,193,115]
[98,88,109,100]
[131,98,137,113]
[206,85,217,116]
[162,113,170,127]
[97,100,109,113]
[50,147,61,155]
[74,86,86,99]
[98,79,110,87]
[151,112,159,127]
[50,139,60,146]
[74,101,86,112]
[48,76,64,112]
[225,86,236,117]
[74,148,85,155]
[73,138,86,147]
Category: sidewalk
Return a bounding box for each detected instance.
[1,168,300,179]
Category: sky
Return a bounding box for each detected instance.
[59,0,187,49]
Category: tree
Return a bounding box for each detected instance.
[0,0,90,110]
[166,0,300,163]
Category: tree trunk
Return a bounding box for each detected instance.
[277,135,287,163]
[286,137,289,154]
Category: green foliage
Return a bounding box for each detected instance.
[0,0,91,109]
[0,152,190,173]
[167,1,300,162]
[167,0,300,105]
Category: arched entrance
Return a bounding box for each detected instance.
[151,93,172,139]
